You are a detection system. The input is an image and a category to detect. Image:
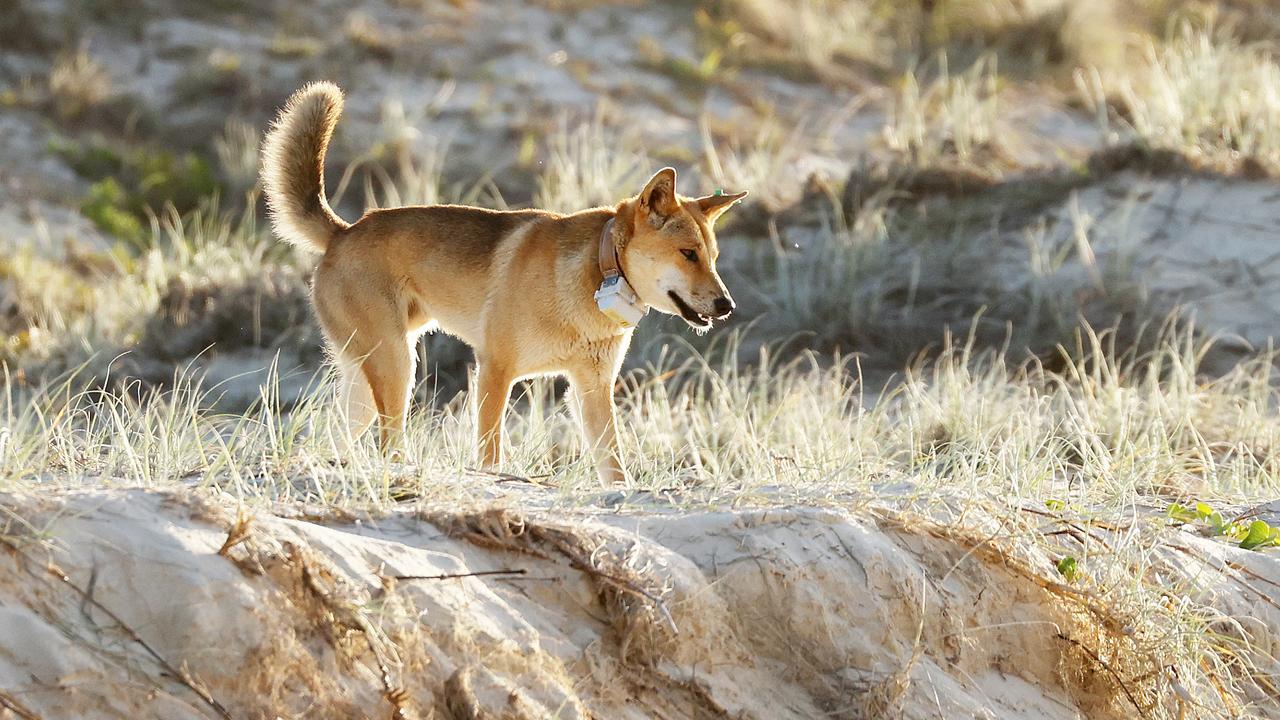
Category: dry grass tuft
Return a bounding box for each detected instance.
[344,12,398,61]
[882,55,1004,169]
[700,115,817,211]
[879,508,1168,716]
[2,316,1278,716]
[711,0,1131,84]
[534,114,651,214]
[720,0,895,75]
[0,200,310,386]
[214,118,261,198]
[1080,20,1280,172]
[216,508,253,556]
[49,47,112,121]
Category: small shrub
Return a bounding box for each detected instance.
[81,178,146,245]
[1168,501,1280,550]
[54,136,220,248]
[49,48,112,121]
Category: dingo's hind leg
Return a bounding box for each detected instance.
[359,337,415,451]
[337,354,377,438]
[321,303,415,452]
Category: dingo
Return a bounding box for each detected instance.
[261,82,746,482]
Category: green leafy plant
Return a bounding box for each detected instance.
[1167,502,1280,551]
[1167,501,1233,535]
[80,178,145,245]
[52,136,219,249]
[1055,555,1079,583]
[1239,520,1280,551]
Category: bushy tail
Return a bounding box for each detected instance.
[261,82,349,253]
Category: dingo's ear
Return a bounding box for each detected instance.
[696,190,748,223]
[638,167,679,224]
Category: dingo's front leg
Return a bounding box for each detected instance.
[475,362,514,470]
[569,369,625,484]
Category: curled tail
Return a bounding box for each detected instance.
[261,82,349,253]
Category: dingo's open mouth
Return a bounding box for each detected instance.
[668,291,712,329]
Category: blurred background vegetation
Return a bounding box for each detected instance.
[3,0,1280,407]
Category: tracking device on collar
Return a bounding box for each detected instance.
[594,218,648,329]
[595,274,647,327]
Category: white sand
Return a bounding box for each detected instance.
[3,489,1276,718]
[982,171,1280,363]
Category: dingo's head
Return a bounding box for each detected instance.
[617,168,747,331]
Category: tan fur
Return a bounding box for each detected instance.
[261,82,349,252]
[261,83,746,482]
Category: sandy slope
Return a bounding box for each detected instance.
[1072,173,1280,353]
[977,170,1280,358]
[2,489,1277,719]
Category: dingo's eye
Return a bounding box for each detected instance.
[680,249,698,262]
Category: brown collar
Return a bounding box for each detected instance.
[598,217,622,281]
[593,215,648,329]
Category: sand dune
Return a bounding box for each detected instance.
[2,489,1276,719]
